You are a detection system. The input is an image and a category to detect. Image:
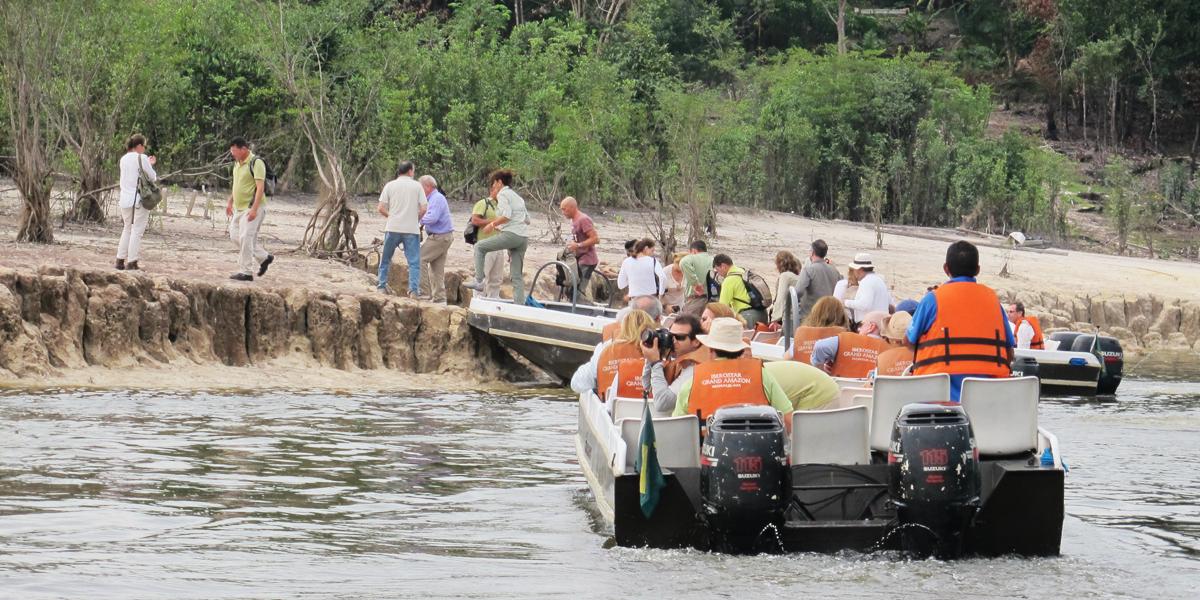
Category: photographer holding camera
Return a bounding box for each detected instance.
[639,314,707,413]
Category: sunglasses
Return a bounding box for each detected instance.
[671,333,692,341]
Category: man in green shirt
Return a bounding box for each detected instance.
[470,196,504,298]
[225,138,273,281]
[762,360,840,411]
[678,240,713,316]
[713,253,765,325]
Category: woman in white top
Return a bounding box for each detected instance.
[660,253,686,313]
[617,238,666,307]
[116,134,157,271]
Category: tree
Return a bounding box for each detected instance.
[0,2,67,243]
[823,0,848,55]
[261,0,403,259]
[1102,157,1134,254]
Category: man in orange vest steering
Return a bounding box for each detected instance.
[672,317,793,421]
[1006,302,1046,350]
[907,240,1014,401]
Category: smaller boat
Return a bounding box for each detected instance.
[1012,332,1124,395]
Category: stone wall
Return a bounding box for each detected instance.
[0,266,526,381]
[998,288,1200,353]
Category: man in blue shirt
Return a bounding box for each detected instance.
[418,175,455,303]
[906,241,1015,401]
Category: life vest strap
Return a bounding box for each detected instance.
[915,336,1009,350]
[912,354,1011,369]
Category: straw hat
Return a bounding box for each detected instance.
[884,310,913,341]
[697,317,750,353]
[847,252,875,269]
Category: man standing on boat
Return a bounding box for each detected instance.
[907,241,1014,401]
[672,317,792,421]
[679,241,713,316]
[794,239,842,321]
[1007,302,1046,350]
[639,314,707,413]
[560,196,599,303]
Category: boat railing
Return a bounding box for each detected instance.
[529,260,617,312]
[781,286,800,350]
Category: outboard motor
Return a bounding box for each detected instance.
[888,403,980,559]
[1070,334,1124,394]
[700,405,789,554]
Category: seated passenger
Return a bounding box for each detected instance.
[875,310,914,377]
[700,301,743,334]
[809,311,892,378]
[672,317,792,420]
[762,360,840,411]
[571,309,655,401]
[639,314,709,413]
[907,240,1014,401]
[788,296,850,362]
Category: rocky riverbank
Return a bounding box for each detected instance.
[0,266,530,389]
[999,288,1200,353]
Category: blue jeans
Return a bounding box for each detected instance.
[379,232,421,293]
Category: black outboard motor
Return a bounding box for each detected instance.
[1069,334,1124,394]
[888,403,980,559]
[700,405,789,554]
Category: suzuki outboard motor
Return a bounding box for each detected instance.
[701,405,789,554]
[888,403,980,559]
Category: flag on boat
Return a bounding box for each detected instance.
[635,400,666,518]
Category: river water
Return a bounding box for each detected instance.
[0,377,1196,599]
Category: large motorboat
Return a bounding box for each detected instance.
[577,374,1065,557]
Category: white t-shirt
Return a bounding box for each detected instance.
[379,176,427,234]
[617,255,665,297]
[495,187,530,237]
[119,151,157,209]
[843,271,890,321]
[1013,320,1035,349]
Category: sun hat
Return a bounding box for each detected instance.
[697,317,750,353]
[847,252,875,269]
[884,310,913,341]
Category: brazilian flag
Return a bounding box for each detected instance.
[635,400,666,518]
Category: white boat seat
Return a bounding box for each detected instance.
[790,406,870,465]
[838,386,872,409]
[618,415,701,471]
[833,376,870,390]
[611,397,649,422]
[869,374,951,451]
[961,376,1040,456]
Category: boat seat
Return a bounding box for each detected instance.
[619,415,701,471]
[611,397,649,422]
[833,376,870,390]
[961,376,1040,456]
[837,386,872,409]
[869,374,951,451]
[790,406,870,465]
[753,331,783,345]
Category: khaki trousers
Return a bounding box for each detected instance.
[229,207,269,276]
[681,296,708,317]
[419,232,454,302]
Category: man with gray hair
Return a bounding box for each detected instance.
[632,294,663,321]
[418,174,454,303]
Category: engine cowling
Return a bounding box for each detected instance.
[888,403,980,559]
[700,405,789,553]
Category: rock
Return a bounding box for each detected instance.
[1143,331,1163,348]
[247,290,288,363]
[1108,326,1139,348]
[1150,304,1181,337]
[0,285,50,376]
[83,283,140,368]
[1103,298,1126,329]
[334,295,363,370]
[1165,332,1191,350]
[1180,302,1200,345]
[1127,314,1150,339]
[208,286,250,366]
[306,297,341,367]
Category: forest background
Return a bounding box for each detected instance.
[3,0,1199,261]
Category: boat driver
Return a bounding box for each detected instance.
[671,317,792,422]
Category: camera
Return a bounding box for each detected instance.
[641,327,674,354]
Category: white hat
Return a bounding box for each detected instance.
[884,310,913,340]
[848,252,875,269]
[697,317,750,353]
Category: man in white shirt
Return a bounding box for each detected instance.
[377,161,427,295]
[115,134,157,271]
[842,253,890,326]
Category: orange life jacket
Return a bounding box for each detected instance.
[687,357,768,423]
[913,282,1012,378]
[876,345,914,377]
[1015,315,1046,350]
[614,358,646,398]
[829,332,891,378]
[792,325,846,364]
[597,341,643,401]
[664,348,711,383]
[601,321,620,342]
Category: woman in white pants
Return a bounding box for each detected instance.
[116,134,157,270]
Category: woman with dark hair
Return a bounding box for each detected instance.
[465,169,530,303]
[767,250,802,325]
[616,237,666,312]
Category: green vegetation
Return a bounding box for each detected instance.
[2,0,1198,254]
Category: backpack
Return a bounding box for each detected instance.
[705,269,722,302]
[740,269,773,311]
[246,156,278,196]
[464,198,496,245]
